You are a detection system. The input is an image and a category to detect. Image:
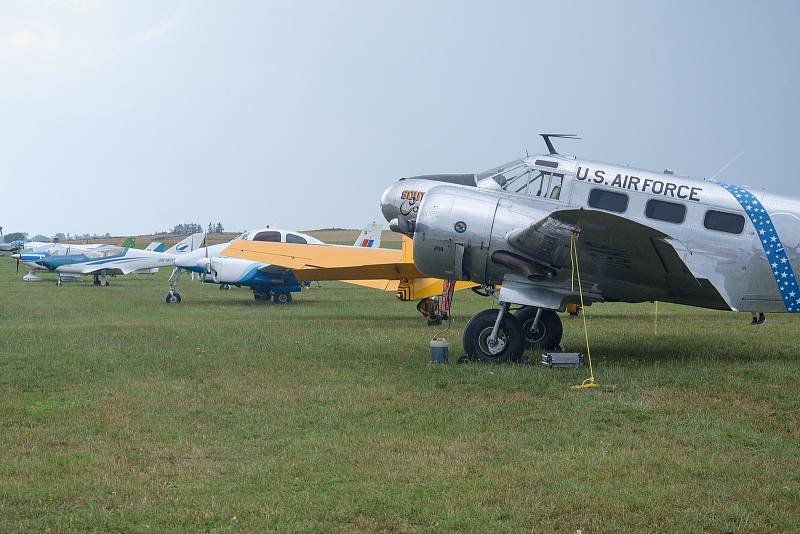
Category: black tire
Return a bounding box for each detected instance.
[273,292,292,304]
[166,291,181,304]
[253,289,272,301]
[462,309,525,363]
[513,307,563,350]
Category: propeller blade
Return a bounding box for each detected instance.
[16,258,19,274]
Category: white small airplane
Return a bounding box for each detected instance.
[32,233,204,286]
[167,224,383,304]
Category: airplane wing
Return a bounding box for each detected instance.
[505,208,731,309]
[221,240,422,281]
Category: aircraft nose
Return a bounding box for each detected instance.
[381,183,400,222]
[11,253,20,260]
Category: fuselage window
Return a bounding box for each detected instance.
[285,233,307,244]
[588,189,628,213]
[704,210,745,234]
[645,199,686,224]
[253,231,282,242]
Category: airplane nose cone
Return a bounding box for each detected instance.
[381,184,400,222]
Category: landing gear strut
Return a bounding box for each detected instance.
[166,267,182,304]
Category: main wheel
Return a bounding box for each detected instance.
[93,278,100,286]
[253,289,272,301]
[513,307,563,350]
[166,291,181,304]
[273,292,292,304]
[462,309,525,363]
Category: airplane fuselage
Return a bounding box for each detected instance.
[383,154,800,313]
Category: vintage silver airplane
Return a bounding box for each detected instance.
[381,134,800,362]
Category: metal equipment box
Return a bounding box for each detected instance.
[541,352,585,368]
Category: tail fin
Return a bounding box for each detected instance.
[145,242,164,252]
[120,236,135,248]
[165,232,205,255]
[353,222,383,248]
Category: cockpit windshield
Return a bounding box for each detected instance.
[477,158,564,200]
[476,159,527,187]
[84,246,123,259]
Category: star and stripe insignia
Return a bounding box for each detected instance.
[720,182,800,312]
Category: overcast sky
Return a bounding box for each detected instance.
[2,0,799,237]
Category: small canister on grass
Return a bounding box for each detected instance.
[430,338,448,364]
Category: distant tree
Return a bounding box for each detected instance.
[171,223,203,235]
[4,232,27,243]
[30,234,51,242]
[215,222,224,233]
[53,233,66,243]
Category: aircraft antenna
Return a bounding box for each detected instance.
[540,133,580,155]
[709,152,743,181]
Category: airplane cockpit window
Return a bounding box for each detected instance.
[478,159,564,200]
[253,231,282,242]
[84,246,123,259]
[48,245,71,256]
[523,170,565,199]
[286,233,307,244]
[477,159,527,188]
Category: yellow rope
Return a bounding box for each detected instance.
[570,233,600,389]
[654,301,659,336]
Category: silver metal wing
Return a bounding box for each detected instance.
[500,208,732,311]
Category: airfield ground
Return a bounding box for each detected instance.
[0,259,798,531]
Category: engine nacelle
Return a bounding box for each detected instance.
[412,185,550,285]
[198,256,257,285]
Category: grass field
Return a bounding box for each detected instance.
[0,259,798,532]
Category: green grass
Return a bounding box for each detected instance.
[0,259,798,532]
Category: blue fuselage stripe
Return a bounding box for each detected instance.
[721,182,800,312]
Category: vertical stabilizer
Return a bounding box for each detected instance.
[165,233,205,255]
[353,223,383,248]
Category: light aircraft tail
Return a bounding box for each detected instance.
[353,223,383,248]
[145,242,165,252]
[121,236,135,248]
[165,232,205,255]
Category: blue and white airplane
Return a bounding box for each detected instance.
[166,224,383,304]
[33,233,204,286]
